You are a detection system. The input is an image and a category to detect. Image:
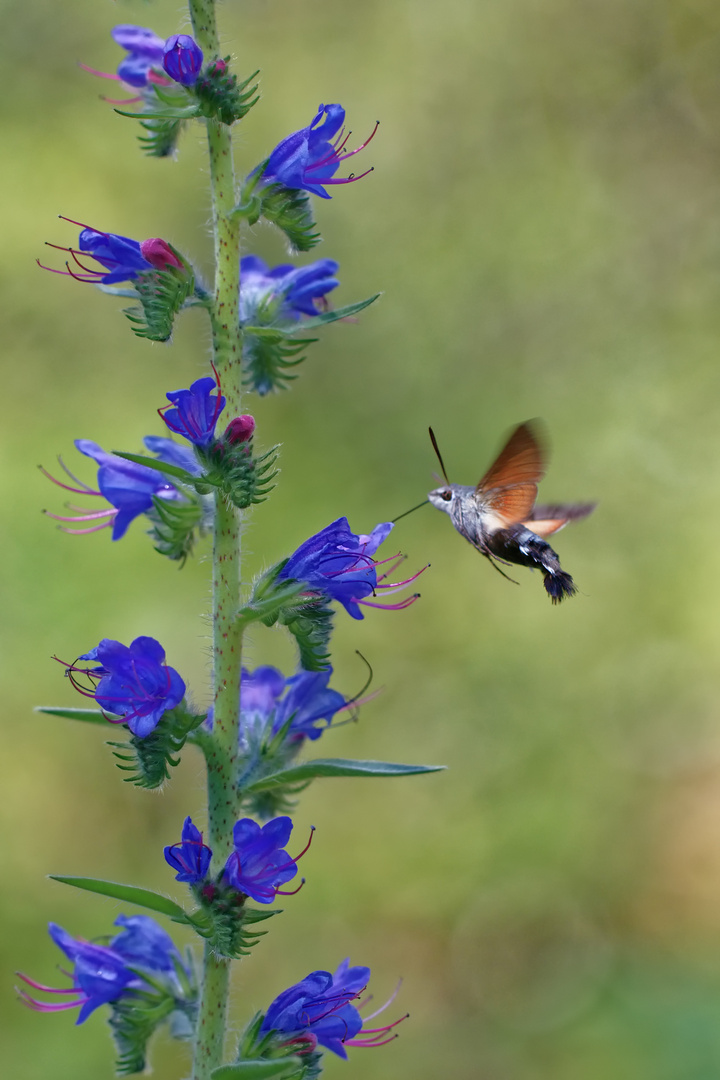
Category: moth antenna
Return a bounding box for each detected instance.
[391,499,429,523]
[428,427,451,485]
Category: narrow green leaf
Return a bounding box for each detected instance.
[287,293,381,332]
[114,106,200,121]
[244,294,380,341]
[49,876,189,922]
[113,452,196,485]
[35,706,109,726]
[212,1060,303,1080]
[244,758,446,792]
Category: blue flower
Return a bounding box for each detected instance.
[74,636,186,738]
[164,817,213,884]
[223,817,301,903]
[112,24,165,88]
[279,517,424,620]
[163,34,204,86]
[259,104,377,199]
[76,228,153,284]
[160,377,226,448]
[110,914,181,974]
[42,437,199,540]
[260,959,371,1058]
[17,916,185,1025]
[206,665,348,747]
[272,669,347,742]
[239,255,340,322]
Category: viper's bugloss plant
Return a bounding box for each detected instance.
[26,2,443,1078]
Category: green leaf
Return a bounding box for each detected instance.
[212,1061,304,1080]
[113,452,197,485]
[35,706,108,726]
[49,876,190,922]
[244,294,381,340]
[114,106,200,121]
[244,758,446,792]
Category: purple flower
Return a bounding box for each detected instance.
[223,817,307,903]
[259,959,402,1057]
[69,636,186,738]
[139,237,185,271]
[239,256,340,322]
[279,517,425,620]
[206,665,349,747]
[272,669,347,742]
[164,817,212,884]
[42,436,198,540]
[17,915,180,1025]
[112,24,165,88]
[39,219,155,285]
[160,377,226,448]
[260,104,378,199]
[163,34,204,86]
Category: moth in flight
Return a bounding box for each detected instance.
[426,421,595,603]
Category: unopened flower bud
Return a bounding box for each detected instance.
[163,34,204,87]
[224,415,256,445]
[139,238,184,271]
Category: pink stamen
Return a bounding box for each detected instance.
[276,877,306,896]
[59,520,115,535]
[147,71,172,86]
[17,992,84,1013]
[38,464,100,496]
[346,1033,399,1048]
[58,215,107,234]
[101,94,143,105]
[58,455,99,490]
[45,509,115,523]
[376,564,429,593]
[361,979,403,1021]
[321,167,375,186]
[77,63,122,81]
[16,973,77,994]
[356,594,420,612]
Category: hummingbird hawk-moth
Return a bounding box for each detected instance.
[426,421,595,603]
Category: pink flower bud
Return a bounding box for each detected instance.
[224,415,256,445]
[140,238,184,271]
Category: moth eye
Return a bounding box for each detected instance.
[440,489,453,502]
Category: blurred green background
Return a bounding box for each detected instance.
[5,0,720,1076]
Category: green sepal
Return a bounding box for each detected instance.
[235,168,320,251]
[247,564,333,669]
[195,440,280,510]
[233,1014,318,1080]
[148,492,205,565]
[212,1061,304,1080]
[190,887,281,959]
[48,876,191,924]
[244,757,446,793]
[194,60,260,126]
[35,706,107,726]
[242,330,316,395]
[124,254,195,342]
[107,704,207,789]
[110,950,198,1075]
[139,115,187,158]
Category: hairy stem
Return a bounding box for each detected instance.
[188,2,245,1078]
[192,945,230,1080]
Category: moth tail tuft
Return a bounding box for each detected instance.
[543,569,576,604]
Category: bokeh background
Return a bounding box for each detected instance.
[5,0,720,1077]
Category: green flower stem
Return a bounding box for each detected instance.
[192,944,230,1079]
[188,3,245,1078]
